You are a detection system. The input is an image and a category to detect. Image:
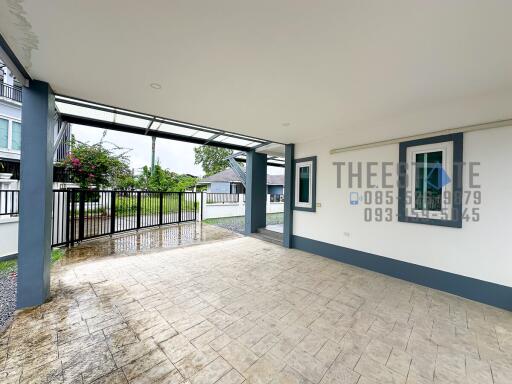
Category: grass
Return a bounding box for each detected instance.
[51,248,65,263]
[0,259,16,273]
[0,248,66,275]
[82,195,199,216]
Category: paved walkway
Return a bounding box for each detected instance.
[1,233,511,383]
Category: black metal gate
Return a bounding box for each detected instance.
[51,189,197,246]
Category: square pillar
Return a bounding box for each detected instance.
[17,81,55,308]
[283,144,294,247]
[245,150,267,234]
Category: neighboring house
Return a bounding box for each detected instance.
[0,60,70,182]
[197,168,284,197]
[0,60,22,176]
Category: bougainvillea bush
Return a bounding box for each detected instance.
[60,135,132,189]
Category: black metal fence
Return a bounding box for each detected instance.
[2,189,283,247]
[0,83,22,102]
[51,189,197,246]
[0,190,18,216]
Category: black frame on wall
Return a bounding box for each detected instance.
[293,156,317,212]
[398,133,463,228]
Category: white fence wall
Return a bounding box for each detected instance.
[0,217,18,257]
[201,193,283,219]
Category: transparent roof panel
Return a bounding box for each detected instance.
[148,121,161,130]
[55,95,276,149]
[56,101,115,122]
[220,137,254,147]
[191,130,216,140]
[158,123,198,137]
[113,113,151,128]
[211,135,229,142]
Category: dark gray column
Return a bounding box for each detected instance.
[283,144,294,248]
[17,81,55,308]
[245,150,267,234]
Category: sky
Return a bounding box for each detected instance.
[72,125,284,177]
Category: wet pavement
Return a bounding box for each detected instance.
[204,213,283,234]
[0,222,240,332]
[60,221,242,266]
[1,222,511,383]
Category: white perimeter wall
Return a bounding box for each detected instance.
[294,125,512,287]
[0,217,18,257]
[202,194,284,219]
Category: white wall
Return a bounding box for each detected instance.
[294,125,512,287]
[201,194,284,219]
[0,217,18,257]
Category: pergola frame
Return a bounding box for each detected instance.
[55,95,278,153]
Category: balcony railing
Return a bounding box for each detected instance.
[0,83,22,103]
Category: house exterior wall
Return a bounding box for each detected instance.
[293,125,512,289]
[209,181,231,193]
[267,185,284,195]
[0,100,22,161]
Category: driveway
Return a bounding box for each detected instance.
[0,234,511,383]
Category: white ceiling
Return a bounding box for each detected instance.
[1,0,512,146]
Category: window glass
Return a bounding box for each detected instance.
[11,121,21,150]
[298,166,310,203]
[0,119,8,149]
[415,151,443,211]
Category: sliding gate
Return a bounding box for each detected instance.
[52,190,197,246]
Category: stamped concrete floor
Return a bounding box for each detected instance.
[1,229,512,384]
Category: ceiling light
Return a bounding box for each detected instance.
[150,83,162,90]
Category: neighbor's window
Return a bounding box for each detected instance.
[406,141,453,220]
[294,157,316,211]
[0,118,8,149]
[11,121,21,150]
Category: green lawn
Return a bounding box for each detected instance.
[83,195,198,216]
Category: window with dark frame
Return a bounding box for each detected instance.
[298,165,310,203]
[398,133,463,228]
[294,156,316,212]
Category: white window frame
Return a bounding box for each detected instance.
[406,140,453,220]
[0,114,21,152]
[295,160,313,209]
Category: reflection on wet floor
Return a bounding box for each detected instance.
[60,222,241,265]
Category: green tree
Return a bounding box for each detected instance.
[194,146,233,176]
[136,164,197,192]
[114,173,137,190]
[60,134,132,188]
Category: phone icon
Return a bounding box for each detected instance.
[350,192,359,205]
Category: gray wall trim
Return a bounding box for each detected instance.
[245,151,267,234]
[292,235,511,311]
[17,81,55,308]
[398,133,463,228]
[283,144,294,248]
[293,156,317,212]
